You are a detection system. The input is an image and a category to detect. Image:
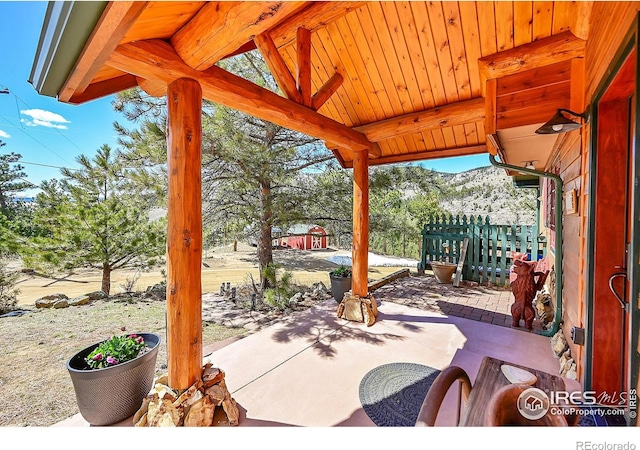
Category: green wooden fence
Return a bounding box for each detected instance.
[418,215,547,286]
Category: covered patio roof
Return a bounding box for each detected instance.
[29,1,591,394]
[29,1,589,170]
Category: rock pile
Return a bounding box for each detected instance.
[288,281,331,306]
[551,329,577,380]
[533,288,554,329]
[133,362,239,427]
[34,291,107,309]
[143,282,166,301]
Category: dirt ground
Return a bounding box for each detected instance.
[1,244,416,427]
[12,243,410,306]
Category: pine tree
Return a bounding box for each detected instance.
[0,149,31,213]
[26,145,166,295]
[113,51,333,290]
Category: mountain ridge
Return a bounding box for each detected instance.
[434,165,538,225]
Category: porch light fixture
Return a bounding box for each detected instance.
[523,161,537,170]
[535,108,587,134]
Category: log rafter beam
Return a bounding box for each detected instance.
[269,1,367,48]
[297,27,312,107]
[254,29,344,110]
[170,1,308,71]
[354,98,485,142]
[342,145,487,168]
[68,74,138,104]
[137,77,167,98]
[478,31,586,95]
[254,31,303,103]
[107,39,378,157]
[312,72,343,111]
[59,1,148,102]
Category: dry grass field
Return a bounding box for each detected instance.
[1,244,415,426]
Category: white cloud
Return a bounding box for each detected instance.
[0,130,10,138]
[20,108,70,129]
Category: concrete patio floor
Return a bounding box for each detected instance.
[56,289,580,427]
[211,299,579,427]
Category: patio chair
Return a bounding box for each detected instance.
[414,365,472,426]
[415,364,571,426]
[485,384,568,426]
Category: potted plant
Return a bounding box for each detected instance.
[431,243,457,284]
[329,264,352,303]
[66,332,161,426]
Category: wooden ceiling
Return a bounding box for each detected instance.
[56,1,592,169]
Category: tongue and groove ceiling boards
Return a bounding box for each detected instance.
[36,1,591,169]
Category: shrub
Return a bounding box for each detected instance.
[262,263,296,310]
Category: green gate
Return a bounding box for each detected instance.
[418,214,547,286]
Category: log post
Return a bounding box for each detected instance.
[352,149,369,297]
[166,78,203,390]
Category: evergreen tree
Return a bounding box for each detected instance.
[0,149,41,255]
[26,145,166,295]
[0,259,19,314]
[113,51,333,289]
[0,149,31,213]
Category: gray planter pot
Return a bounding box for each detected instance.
[66,332,160,426]
[330,274,352,303]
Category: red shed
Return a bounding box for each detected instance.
[280,224,328,250]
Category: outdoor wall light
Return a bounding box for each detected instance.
[535,108,588,134]
[523,161,537,170]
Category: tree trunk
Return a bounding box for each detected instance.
[258,180,274,290]
[403,232,407,257]
[101,263,112,296]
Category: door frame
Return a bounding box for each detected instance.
[586,13,640,425]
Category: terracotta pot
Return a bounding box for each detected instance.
[66,332,160,426]
[431,261,457,284]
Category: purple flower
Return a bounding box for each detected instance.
[106,356,118,365]
[128,334,138,339]
[135,336,144,344]
[92,353,103,361]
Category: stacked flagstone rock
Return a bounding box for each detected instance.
[133,362,239,427]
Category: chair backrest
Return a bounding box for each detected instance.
[485,384,568,426]
[415,365,472,426]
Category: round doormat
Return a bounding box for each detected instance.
[359,362,441,426]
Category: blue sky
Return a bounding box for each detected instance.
[0,1,488,198]
[0,1,130,196]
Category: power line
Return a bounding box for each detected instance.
[0,82,90,163]
[0,114,73,164]
[17,159,78,171]
[17,176,39,188]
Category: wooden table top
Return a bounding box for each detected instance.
[459,356,566,426]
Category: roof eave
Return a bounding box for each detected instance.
[28,1,107,98]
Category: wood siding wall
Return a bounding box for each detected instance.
[586,2,640,100]
[543,131,585,379]
[547,2,638,385]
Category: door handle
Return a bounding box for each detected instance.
[608,272,628,311]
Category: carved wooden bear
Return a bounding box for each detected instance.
[510,259,549,330]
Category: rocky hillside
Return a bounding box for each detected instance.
[436,165,538,225]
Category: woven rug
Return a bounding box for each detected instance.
[359,362,441,426]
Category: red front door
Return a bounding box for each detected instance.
[591,48,636,404]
